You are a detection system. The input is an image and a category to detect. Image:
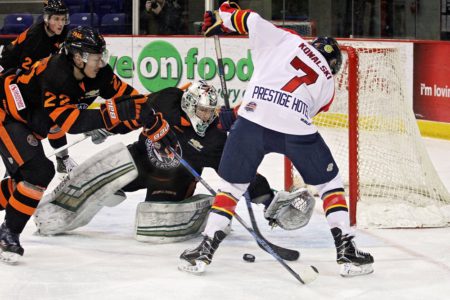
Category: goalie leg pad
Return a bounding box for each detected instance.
[34,143,137,235]
[264,188,316,230]
[135,194,213,243]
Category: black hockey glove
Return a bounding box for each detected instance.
[100,94,147,130]
[218,105,239,131]
[202,11,231,37]
[84,128,114,144]
[141,112,179,156]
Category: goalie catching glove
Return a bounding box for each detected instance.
[141,112,179,158]
[264,188,316,230]
[100,94,147,130]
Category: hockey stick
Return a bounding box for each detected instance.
[244,196,300,261]
[46,135,89,158]
[213,36,230,108]
[170,147,318,284]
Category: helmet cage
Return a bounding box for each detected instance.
[181,80,219,137]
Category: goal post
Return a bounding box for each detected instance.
[285,44,450,228]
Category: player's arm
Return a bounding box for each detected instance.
[98,67,143,131]
[0,29,30,72]
[203,1,288,48]
[43,83,145,134]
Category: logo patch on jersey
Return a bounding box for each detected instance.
[0,64,4,72]
[84,89,100,99]
[327,163,334,172]
[8,157,13,165]
[245,102,257,112]
[27,134,38,147]
[9,84,26,111]
[188,139,204,152]
[77,103,89,110]
[145,139,181,170]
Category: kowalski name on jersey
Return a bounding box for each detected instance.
[298,43,333,80]
[252,85,309,117]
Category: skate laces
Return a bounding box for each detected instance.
[342,235,369,257]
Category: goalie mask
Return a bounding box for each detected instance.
[311,37,342,75]
[181,80,219,137]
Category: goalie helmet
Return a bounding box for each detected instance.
[181,80,219,137]
[311,37,342,75]
[43,0,70,25]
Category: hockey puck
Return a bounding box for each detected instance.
[243,253,255,263]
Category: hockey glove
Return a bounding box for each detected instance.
[84,128,114,144]
[202,10,231,37]
[141,112,179,156]
[218,105,239,131]
[100,94,147,130]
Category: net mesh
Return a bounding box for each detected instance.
[289,45,450,228]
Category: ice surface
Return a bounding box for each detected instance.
[0,132,449,300]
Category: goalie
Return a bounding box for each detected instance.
[34,80,315,243]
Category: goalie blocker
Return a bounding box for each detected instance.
[34,143,214,243]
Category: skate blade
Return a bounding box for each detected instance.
[0,251,21,265]
[178,259,207,274]
[340,263,373,277]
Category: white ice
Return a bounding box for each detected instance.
[0,132,449,300]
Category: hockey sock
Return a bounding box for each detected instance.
[48,125,68,150]
[5,181,44,233]
[0,177,14,210]
[322,189,352,235]
[203,192,237,238]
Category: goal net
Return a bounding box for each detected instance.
[285,44,450,228]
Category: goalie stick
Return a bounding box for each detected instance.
[170,147,318,284]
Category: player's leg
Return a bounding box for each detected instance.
[0,121,54,263]
[286,132,374,276]
[179,117,265,273]
[48,125,77,174]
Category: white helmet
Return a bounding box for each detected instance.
[181,80,220,137]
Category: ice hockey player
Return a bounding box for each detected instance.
[0,0,77,174]
[0,26,176,263]
[34,80,313,245]
[179,1,374,277]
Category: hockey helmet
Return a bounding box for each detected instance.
[64,26,109,67]
[181,80,220,137]
[43,0,70,24]
[311,37,342,75]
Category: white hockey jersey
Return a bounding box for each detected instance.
[219,6,335,135]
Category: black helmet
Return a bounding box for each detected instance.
[64,26,106,55]
[311,37,342,75]
[44,0,69,16]
[43,0,69,24]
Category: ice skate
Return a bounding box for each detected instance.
[178,230,227,274]
[331,227,374,277]
[56,155,78,174]
[0,222,24,264]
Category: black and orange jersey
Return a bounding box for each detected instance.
[1,53,138,137]
[0,20,66,73]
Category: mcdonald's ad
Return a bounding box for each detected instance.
[413,42,450,123]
